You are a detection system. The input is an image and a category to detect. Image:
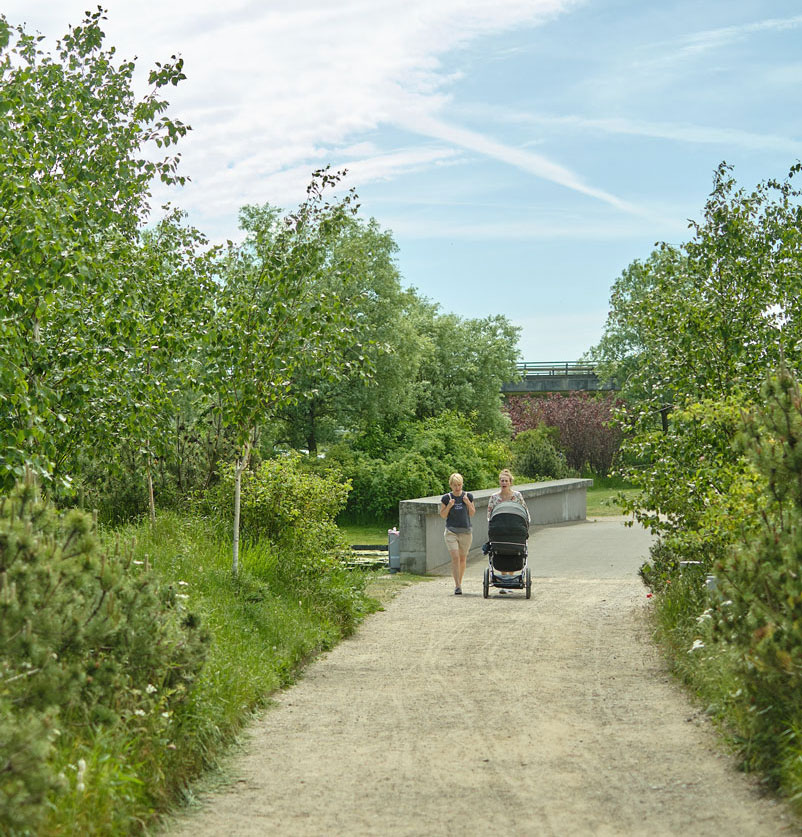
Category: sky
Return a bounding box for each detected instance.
[6,1,802,360]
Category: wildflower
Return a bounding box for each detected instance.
[646,593,653,598]
[161,712,170,719]
[176,593,189,600]
[689,639,705,652]
[178,580,189,586]
[696,609,712,624]
[134,709,146,717]
[146,684,157,694]
[76,758,86,793]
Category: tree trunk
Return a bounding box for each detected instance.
[146,456,156,525]
[306,400,317,454]
[232,437,252,576]
[660,404,670,433]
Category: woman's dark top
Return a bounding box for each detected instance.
[441,492,474,533]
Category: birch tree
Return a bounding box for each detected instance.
[210,169,363,574]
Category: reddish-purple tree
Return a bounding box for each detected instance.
[504,392,622,474]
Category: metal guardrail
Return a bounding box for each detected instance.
[516,361,597,376]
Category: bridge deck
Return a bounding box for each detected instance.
[503,361,617,393]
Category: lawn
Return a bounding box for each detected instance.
[586,486,637,517]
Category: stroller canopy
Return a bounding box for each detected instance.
[488,500,529,544]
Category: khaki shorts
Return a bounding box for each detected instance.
[444,529,473,556]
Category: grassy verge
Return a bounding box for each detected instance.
[648,573,802,818]
[38,511,389,835]
[586,486,638,517]
[337,520,396,545]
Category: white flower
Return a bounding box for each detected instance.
[689,639,705,652]
[146,684,157,694]
[161,712,170,719]
[178,580,189,586]
[134,709,146,717]
[696,609,712,624]
[176,593,189,600]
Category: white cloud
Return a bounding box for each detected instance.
[671,14,802,59]
[513,113,802,156]
[394,111,641,213]
[7,0,613,232]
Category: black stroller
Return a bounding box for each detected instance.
[483,500,531,598]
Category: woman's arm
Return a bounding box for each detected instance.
[439,496,454,519]
[464,493,475,517]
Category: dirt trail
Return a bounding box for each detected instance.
[166,520,799,836]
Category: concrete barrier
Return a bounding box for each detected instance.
[398,478,593,575]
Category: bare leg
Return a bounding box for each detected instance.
[449,547,462,588]
[457,550,468,588]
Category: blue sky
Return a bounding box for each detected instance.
[6,1,802,359]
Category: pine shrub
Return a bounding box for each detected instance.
[714,370,802,786]
[0,477,209,833]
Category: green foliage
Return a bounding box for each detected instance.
[413,313,520,436]
[328,412,510,521]
[711,371,802,784]
[0,479,209,834]
[588,162,802,453]
[3,494,378,833]
[641,371,802,810]
[203,453,352,558]
[622,396,760,569]
[510,426,570,481]
[0,10,190,488]
[275,216,425,453]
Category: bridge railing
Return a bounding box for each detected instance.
[516,361,597,376]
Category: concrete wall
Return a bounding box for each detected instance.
[398,478,593,575]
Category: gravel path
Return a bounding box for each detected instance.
[166,520,799,836]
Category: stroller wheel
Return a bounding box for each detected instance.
[483,567,489,599]
[525,567,532,599]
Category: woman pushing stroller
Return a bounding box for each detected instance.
[487,469,530,524]
[486,469,531,595]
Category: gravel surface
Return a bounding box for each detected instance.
[165,520,800,836]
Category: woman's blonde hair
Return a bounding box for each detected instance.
[499,468,514,484]
[449,472,464,487]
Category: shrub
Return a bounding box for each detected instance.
[325,412,511,521]
[505,391,622,474]
[619,396,760,568]
[510,426,570,481]
[712,371,802,785]
[0,477,209,833]
[201,452,354,569]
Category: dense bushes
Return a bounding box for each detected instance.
[0,478,209,834]
[203,454,351,551]
[625,397,759,573]
[2,462,378,834]
[505,392,621,474]
[641,371,802,808]
[510,426,569,481]
[324,412,510,521]
[712,372,802,785]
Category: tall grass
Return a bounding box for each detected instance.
[40,512,380,834]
